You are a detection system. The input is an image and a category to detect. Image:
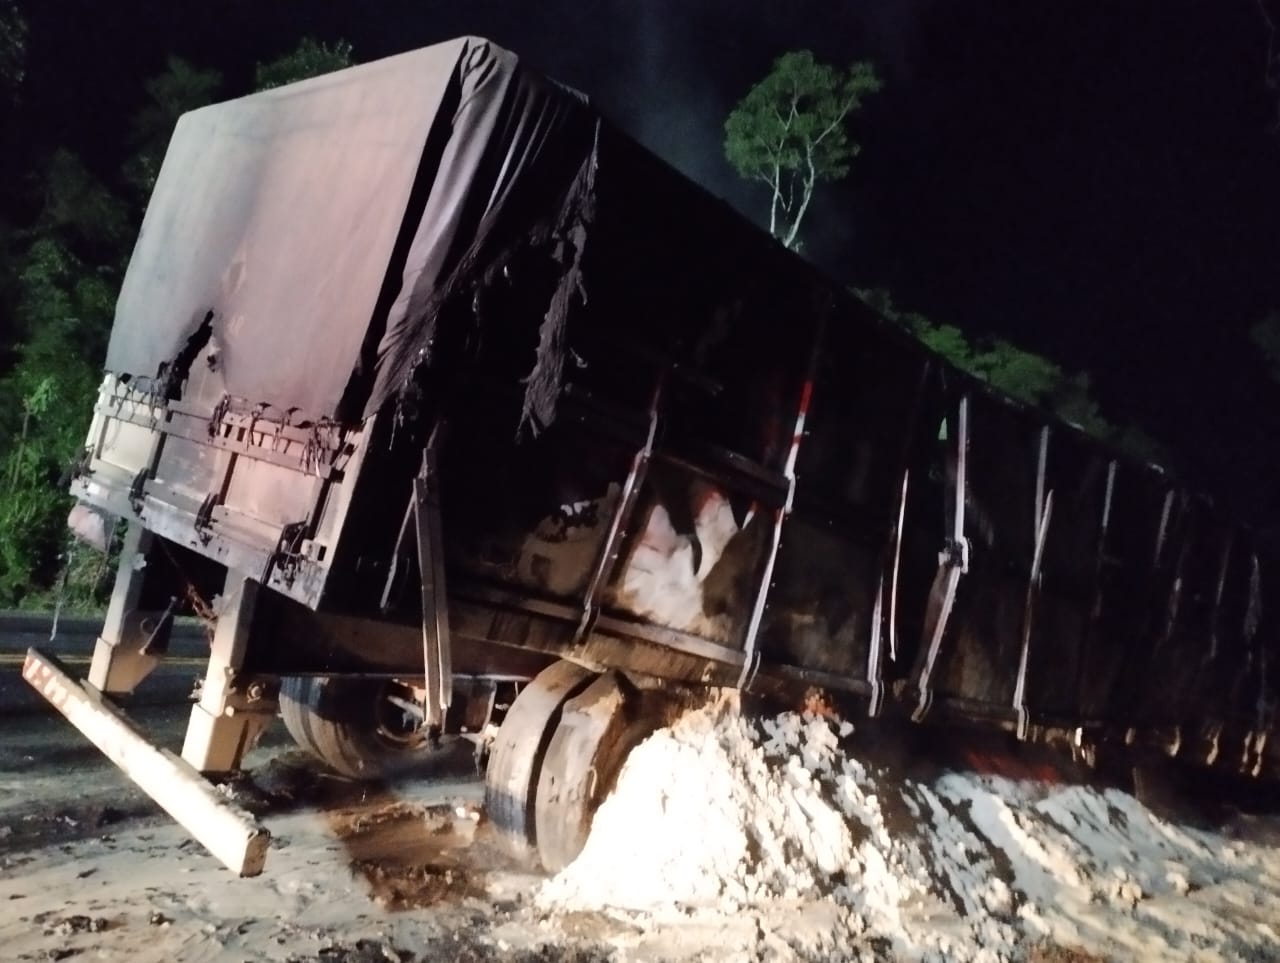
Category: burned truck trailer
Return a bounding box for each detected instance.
[26,37,1278,875]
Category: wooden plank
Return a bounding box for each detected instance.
[22,648,270,877]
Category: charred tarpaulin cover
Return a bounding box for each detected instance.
[105,37,597,429]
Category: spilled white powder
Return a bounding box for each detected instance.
[538,706,1280,963]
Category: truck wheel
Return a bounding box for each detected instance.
[534,671,658,872]
[279,676,448,781]
[484,660,596,852]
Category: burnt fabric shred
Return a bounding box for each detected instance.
[361,40,601,439]
[158,311,214,402]
[518,126,598,437]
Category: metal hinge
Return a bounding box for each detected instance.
[264,520,308,587]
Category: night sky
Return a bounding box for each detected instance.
[7,0,1280,525]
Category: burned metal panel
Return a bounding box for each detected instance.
[923,392,1043,709]
[245,591,553,679]
[891,369,956,694]
[433,404,635,607]
[756,310,928,681]
[1022,429,1111,720]
[1205,532,1258,724]
[600,459,774,650]
[1240,551,1279,731]
[71,377,361,609]
[1134,500,1227,726]
[1088,464,1180,726]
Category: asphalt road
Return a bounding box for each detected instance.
[0,612,208,716]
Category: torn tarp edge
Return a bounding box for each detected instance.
[386,120,603,441]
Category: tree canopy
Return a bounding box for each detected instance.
[0,34,356,610]
[725,50,881,250]
[1250,311,1280,383]
[0,0,25,95]
[254,37,354,91]
[857,289,1166,464]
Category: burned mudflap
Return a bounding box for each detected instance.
[23,525,276,876]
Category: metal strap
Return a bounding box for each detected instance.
[911,394,969,723]
[574,378,663,644]
[737,373,815,691]
[866,573,886,717]
[415,423,452,728]
[1015,490,1054,740]
[888,469,909,662]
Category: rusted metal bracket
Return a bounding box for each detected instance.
[193,491,219,544]
[127,465,150,512]
[125,421,167,514]
[260,520,308,588]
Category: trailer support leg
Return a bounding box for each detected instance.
[88,525,169,695]
[181,570,275,774]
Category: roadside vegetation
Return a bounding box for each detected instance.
[0,27,353,609]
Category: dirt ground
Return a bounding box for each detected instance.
[0,697,629,963]
[2,685,1278,963]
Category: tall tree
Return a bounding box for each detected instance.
[254,37,353,92]
[857,289,1166,462]
[725,51,881,250]
[123,57,222,197]
[1250,311,1280,382]
[0,0,25,95]
[0,38,356,609]
[0,155,124,607]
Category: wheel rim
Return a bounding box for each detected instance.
[372,681,427,748]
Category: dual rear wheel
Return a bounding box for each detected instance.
[278,675,457,781]
[486,662,663,870]
[280,661,666,871]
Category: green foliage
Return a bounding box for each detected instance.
[913,322,974,367]
[0,0,26,94]
[969,338,1065,405]
[725,51,881,249]
[0,235,115,606]
[19,538,119,614]
[0,142,126,608]
[0,37,356,609]
[40,150,131,251]
[254,37,354,92]
[856,289,1167,463]
[124,57,223,197]
[1249,311,1280,382]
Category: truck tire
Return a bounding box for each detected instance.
[534,672,658,872]
[484,660,596,852]
[279,676,448,781]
